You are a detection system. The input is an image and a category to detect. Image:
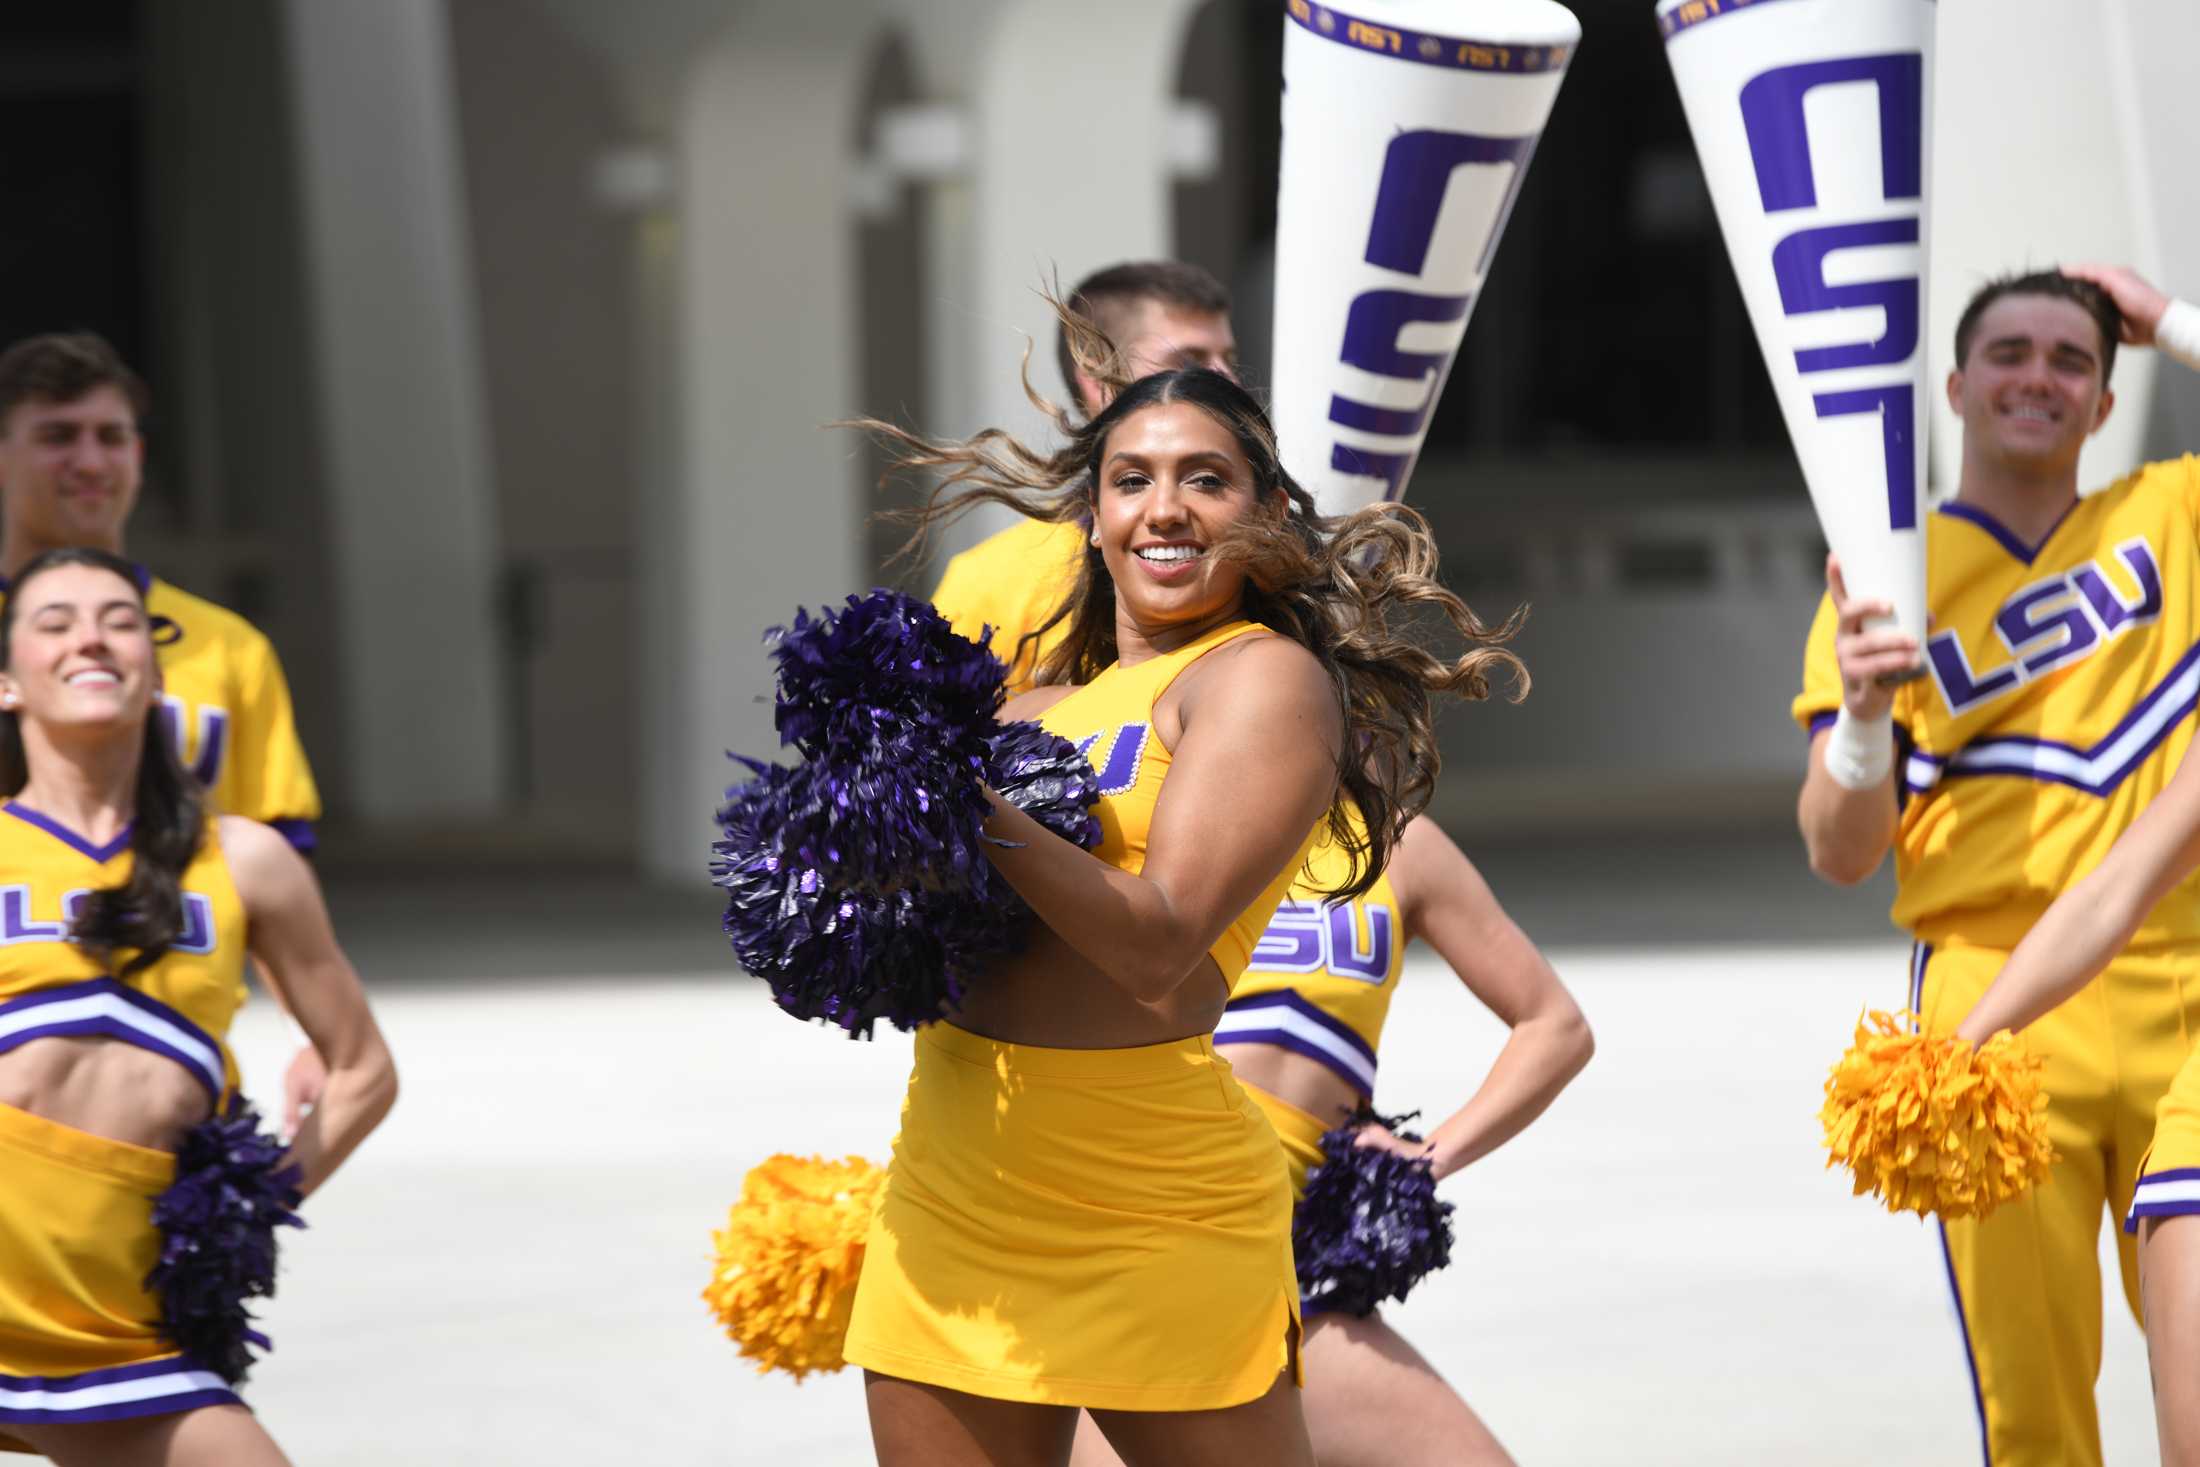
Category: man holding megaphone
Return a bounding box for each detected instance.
[1795,265,2200,1467]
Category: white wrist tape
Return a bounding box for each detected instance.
[2157,299,2200,373]
[1823,707,1896,791]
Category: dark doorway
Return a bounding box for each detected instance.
[0,2,148,370]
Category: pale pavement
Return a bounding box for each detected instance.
[227,926,2160,1465]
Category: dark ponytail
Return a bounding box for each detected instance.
[0,548,204,974]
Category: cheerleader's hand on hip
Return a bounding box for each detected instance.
[1352,1123,1435,1165]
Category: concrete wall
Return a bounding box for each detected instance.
[2115,0,2200,458]
[1927,0,2176,496]
[909,0,1211,554]
[283,0,510,821]
[447,0,638,837]
[643,5,883,879]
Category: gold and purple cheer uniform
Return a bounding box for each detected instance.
[843,620,1318,1409]
[0,807,254,1444]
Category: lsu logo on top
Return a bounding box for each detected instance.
[1930,539,2163,716]
[0,885,218,953]
[1737,49,1926,534]
[1255,899,1396,986]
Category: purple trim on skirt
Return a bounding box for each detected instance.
[0,1356,240,1426]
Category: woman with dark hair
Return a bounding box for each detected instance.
[0,549,396,1466]
[1189,814,1590,1467]
[839,356,1524,1466]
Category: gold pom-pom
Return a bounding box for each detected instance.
[1820,1010,2055,1220]
[702,1153,886,1380]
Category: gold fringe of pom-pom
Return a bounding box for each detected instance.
[1820,1010,2055,1220]
[702,1153,886,1380]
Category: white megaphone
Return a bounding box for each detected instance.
[1270,0,1580,517]
[1661,0,1935,647]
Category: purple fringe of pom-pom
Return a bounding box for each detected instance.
[711,722,1101,1038]
[735,593,1025,900]
[712,781,977,1037]
[768,592,1007,759]
[983,721,1104,854]
[711,591,1104,1039]
[145,1097,306,1385]
[1293,1108,1454,1318]
[715,744,999,898]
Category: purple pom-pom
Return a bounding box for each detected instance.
[762,889,1005,1039]
[712,590,1105,1039]
[983,720,1103,852]
[768,591,1007,758]
[146,1097,306,1385]
[1293,1108,1454,1317]
[710,779,974,1037]
[716,744,999,899]
[711,726,1103,1040]
[728,592,1034,900]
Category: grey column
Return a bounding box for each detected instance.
[639,6,880,880]
[282,0,509,819]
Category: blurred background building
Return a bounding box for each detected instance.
[5,0,2195,885]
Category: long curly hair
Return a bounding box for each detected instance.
[857,316,1526,903]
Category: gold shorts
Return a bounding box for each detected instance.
[0,1101,238,1449]
[2129,1041,2200,1232]
[843,1022,1301,1410]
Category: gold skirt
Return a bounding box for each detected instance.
[0,1101,238,1449]
[1241,1084,1331,1201]
[843,1022,1301,1410]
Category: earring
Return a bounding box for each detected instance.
[1089,529,1101,547]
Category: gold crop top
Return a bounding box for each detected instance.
[1037,619,1320,984]
[1215,809,1404,1098]
[0,805,248,1101]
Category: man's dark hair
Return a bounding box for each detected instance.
[1055,260,1230,412]
[0,332,150,434]
[1954,271,2123,385]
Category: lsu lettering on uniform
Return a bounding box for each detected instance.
[1794,455,2200,1467]
[929,518,1086,692]
[0,806,252,1441]
[1216,825,1403,1198]
[843,620,1316,1410]
[146,577,321,850]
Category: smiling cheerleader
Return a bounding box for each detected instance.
[830,325,1523,1467]
[0,549,396,1466]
